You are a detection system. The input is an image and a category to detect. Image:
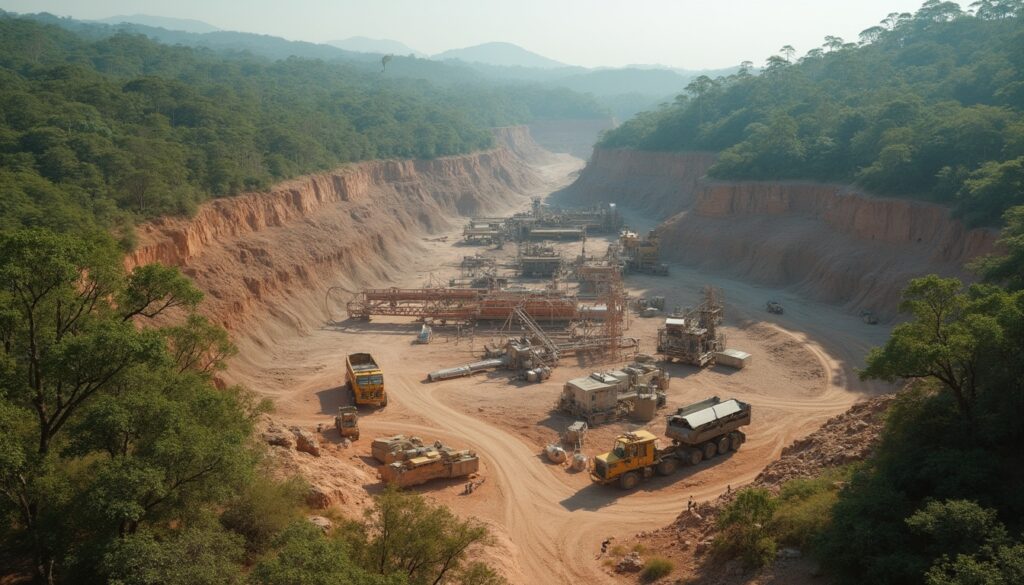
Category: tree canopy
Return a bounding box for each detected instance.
[598,1,1024,225]
[0,14,605,245]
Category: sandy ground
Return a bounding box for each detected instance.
[229,153,893,584]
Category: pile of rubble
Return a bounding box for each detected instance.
[753,393,895,489]
[259,417,374,509]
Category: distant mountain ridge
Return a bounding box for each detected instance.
[434,42,567,69]
[328,36,424,57]
[95,14,219,33]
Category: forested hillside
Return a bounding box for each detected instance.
[600,1,1024,225]
[0,15,603,245]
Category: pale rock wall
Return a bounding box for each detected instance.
[565,149,999,320]
[125,129,544,336]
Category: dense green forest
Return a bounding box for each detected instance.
[710,211,1024,582]
[0,229,508,584]
[0,14,605,245]
[600,0,1024,225]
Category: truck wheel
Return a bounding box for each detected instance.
[683,448,703,466]
[729,432,744,451]
[702,442,717,460]
[382,395,388,407]
[716,436,731,455]
[656,458,678,476]
[618,472,640,490]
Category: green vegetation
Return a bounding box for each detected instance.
[599,1,1024,225]
[0,228,506,584]
[815,272,1024,584]
[640,556,674,582]
[712,488,778,569]
[0,14,605,244]
[771,470,848,549]
[716,238,1024,583]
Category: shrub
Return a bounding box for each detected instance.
[772,472,849,548]
[640,556,674,583]
[712,488,778,569]
[220,476,306,556]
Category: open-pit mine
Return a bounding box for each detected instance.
[124,125,997,584]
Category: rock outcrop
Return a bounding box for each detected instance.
[124,128,545,337]
[560,148,998,320]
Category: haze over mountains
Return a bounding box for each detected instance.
[327,35,425,57]
[95,13,219,33]
[19,11,738,120]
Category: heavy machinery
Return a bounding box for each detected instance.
[334,406,359,440]
[371,435,431,464]
[657,287,724,367]
[591,396,752,489]
[557,361,669,425]
[619,229,669,276]
[378,444,480,487]
[766,300,784,314]
[346,353,387,407]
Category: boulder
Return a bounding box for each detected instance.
[307,515,333,532]
[294,429,321,457]
[615,552,644,573]
[262,430,293,448]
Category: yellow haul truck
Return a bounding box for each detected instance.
[591,396,751,489]
[346,353,387,407]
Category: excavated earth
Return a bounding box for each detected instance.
[123,131,986,585]
[557,149,998,321]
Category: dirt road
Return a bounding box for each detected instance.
[228,153,893,584]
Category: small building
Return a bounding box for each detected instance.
[715,349,752,370]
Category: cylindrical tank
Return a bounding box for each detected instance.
[526,370,539,383]
[545,444,567,463]
[571,452,588,471]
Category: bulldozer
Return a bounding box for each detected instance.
[591,397,751,489]
[334,406,359,440]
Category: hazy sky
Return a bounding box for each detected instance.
[1,0,933,69]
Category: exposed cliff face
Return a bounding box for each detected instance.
[564,149,998,320]
[126,128,545,337]
[554,148,716,216]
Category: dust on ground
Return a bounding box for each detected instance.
[225,152,894,585]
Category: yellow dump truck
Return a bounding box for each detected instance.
[591,396,751,489]
[346,352,387,407]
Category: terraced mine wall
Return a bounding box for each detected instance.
[559,148,998,320]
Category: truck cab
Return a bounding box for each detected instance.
[591,430,659,488]
[346,353,387,407]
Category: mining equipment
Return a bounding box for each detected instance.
[557,361,670,425]
[620,229,669,276]
[591,396,752,489]
[346,352,387,407]
[371,435,431,464]
[334,406,359,440]
[766,300,784,314]
[378,443,480,487]
[462,219,506,244]
[656,287,725,367]
[860,310,879,325]
[517,243,563,277]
